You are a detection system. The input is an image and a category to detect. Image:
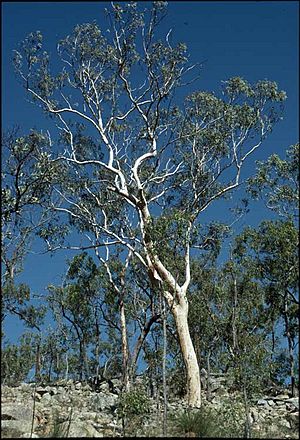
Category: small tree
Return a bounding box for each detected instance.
[47,252,102,380]
[1,131,56,330]
[1,333,36,385]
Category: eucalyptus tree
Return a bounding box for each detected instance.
[47,252,102,380]
[245,143,299,395]
[94,246,164,390]
[1,332,37,385]
[1,131,59,330]
[38,328,72,381]
[13,2,287,406]
[248,143,299,220]
[233,220,299,396]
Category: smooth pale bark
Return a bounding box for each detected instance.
[119,297,130,392]
[172,298,201,408]
[141,200,201,407]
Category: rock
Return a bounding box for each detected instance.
[266,399,275,406]
[274,394,290,400]
[257,399,269,406]
[285,397,299,410]
[36,386,49,396]
[207,376,226,392]
[54,393,71,404]
[286,412,299,430]
[111,378,122,389]
[78,410,97,421]
[61,420,104,437]
[214,385,228,396]
[40,393,52,404]
[57,386,65,394]
[19,383,32,393]
[99,382,111,393]
[19,433,40,438]
[250,408,260,423]
[275,400,286,406]
[75,382,82,390]
[89,392,118,411]
[1,382,298,438]
[1,403,38,438]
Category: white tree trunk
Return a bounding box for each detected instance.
[120,298,130,392]
[172,298,201,408]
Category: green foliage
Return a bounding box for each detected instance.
[171,401,245,438]
[171,407,217,437]
[2,281,46,330]
[1,333,36,385]
[118,387,150,418]
[214,398,246,438]
[118,387,151,436]
[248,143,299,219]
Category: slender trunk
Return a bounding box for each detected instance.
[65,352,69,381]
[48,357,52,383]
[84,349,90,381]
[35,340,41,383]
[82,338,90,381]
[194,333,201,366]
[232,278,238,353]
[120,297,130,391]
[172,300,201,407]
[162,300,168,437]
[243,383,251,439]
[271,325,276,359]
[283,299,295,397]
[79,340,84,381]
[56,352,59,380]
[94,307,101,378]
[206,351,211,401]
[129,313,160,381]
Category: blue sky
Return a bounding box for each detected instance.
[2,1,299,344]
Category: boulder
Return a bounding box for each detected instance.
[40,393,52,404]
[257,399,269,406]
[266,399,275,406]
[61,420,104,437]
[250,408,260,423]
[285,397,299,410]
[1,403,38,438]
[286,412,299,430]
[274,394,290,400]
[75,382,82,390]
[89,392,118,412]
[36,386,49,396]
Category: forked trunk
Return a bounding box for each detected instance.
[172,301,201,407]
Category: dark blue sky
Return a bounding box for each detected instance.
[2,1,299,343]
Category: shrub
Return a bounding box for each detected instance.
[171,407,218,437]
[171,399,245,438]
[118,387,150,418]
[118,387,151,436]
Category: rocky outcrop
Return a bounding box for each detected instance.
[1,379,299,438]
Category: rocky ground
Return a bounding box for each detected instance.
[1,377,299,438]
